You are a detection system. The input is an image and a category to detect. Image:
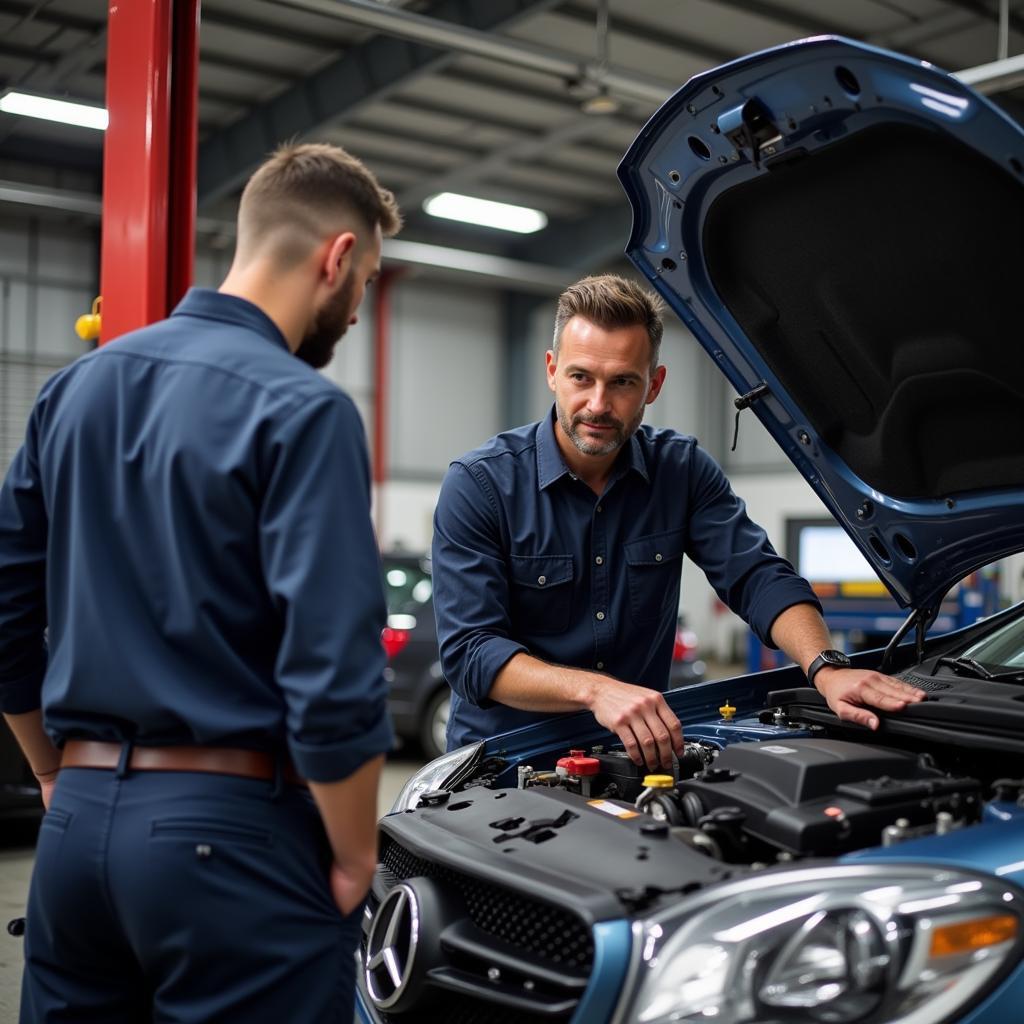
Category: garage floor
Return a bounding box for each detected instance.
[0,756,425,1016]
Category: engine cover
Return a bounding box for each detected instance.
[677,737,981,856]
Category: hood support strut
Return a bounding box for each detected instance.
[880,604,941,674]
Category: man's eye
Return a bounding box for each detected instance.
[570,373,587,382]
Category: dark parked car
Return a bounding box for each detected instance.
[381,552,449,760]
[0,722,41,824]
[356,37,1024,1024]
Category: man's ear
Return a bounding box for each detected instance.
[646,364,667,404]
[545,349,558,393]
[324,231,357,284]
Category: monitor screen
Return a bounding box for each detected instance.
[789,521,877,583]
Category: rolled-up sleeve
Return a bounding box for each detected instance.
[684,444,820,647]
[432,462,526,707]
[260,393,392,782]
[0,409,49,714]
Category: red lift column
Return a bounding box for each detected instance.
[99,0,200,344]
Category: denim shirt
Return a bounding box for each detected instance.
[0,289,392,782]
[432,408,820,748]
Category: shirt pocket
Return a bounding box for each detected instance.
[508,554,574,636]
[624,528,686,626]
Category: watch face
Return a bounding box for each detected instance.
[821,649,851,666]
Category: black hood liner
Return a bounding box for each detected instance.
[704,122,1024,500]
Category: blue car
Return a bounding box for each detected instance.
[356,36,1024,1024]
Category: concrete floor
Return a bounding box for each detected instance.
[0,755,426,1018]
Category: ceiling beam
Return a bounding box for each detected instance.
[942,0,1024,41]
[197,0,563,207]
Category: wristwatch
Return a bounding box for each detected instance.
[807,649,852,688]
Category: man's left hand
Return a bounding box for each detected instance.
[814,668,925,730]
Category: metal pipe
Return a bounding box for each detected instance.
[0,183,572,294]
[274,0,672,106]
[955,52,1024,93]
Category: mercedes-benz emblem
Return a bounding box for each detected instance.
[365,883,420,1010]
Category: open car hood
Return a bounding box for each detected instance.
[619,36,1024,612]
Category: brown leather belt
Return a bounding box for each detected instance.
[61,740,307,787]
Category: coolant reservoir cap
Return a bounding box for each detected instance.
[557,754,600,776]
[719,701,736,720]
[642,774,675,788]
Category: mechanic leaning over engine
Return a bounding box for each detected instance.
[432,274,925,769]
[0,143,400,1023]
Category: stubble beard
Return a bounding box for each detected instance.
[295,272,356,369]
[555,399,646,457]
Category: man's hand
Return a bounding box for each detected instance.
[329,856,376,917]
[814,668,925,730]
[588,679,684,770]
[35,768,58,810]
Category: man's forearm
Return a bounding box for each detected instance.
[489,652,601,712]
[308,753,385,873]
[3,709,60,780]
[767,602,834,676]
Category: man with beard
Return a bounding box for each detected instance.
[0,142,401,1022]
[432,274,924,768]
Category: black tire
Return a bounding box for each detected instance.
[418,686,451,762]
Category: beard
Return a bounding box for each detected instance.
[295,272,356,369]
[555,398,646,457]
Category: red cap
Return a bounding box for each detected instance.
[557,755,601,777]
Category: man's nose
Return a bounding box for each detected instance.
[587,385,609,412]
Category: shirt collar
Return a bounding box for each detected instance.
[536,405,650,490]
[171,288,291,353]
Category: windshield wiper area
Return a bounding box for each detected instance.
[935,656,1024,682]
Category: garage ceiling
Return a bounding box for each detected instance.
[1,0,1022,273]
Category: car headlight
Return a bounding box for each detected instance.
[618,864,1022,1024]
[389,741,484,813]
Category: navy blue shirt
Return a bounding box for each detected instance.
[0,289,392,782]
[432,409,819,748]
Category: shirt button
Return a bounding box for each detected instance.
[596,505,603,513]
[655,553,663,562]
[537,575,547,585]
[596,661,604,670]
[596,611,605,621]
[595,555,603,565]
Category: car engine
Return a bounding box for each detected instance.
[510,733,983,864]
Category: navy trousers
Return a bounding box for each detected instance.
[21,765,362,1023]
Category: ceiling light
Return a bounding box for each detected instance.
[423,192,547,233]
[0,89,108,130]
[581,89,620,115]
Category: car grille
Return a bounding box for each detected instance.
[380,837,594,971]
[362,835,595,1023]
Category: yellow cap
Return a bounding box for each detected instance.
[642,774,674,788]
[719,701,736,720]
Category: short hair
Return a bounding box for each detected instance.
[236,142,402,269]
[552,274,665,369]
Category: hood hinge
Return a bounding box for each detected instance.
[717,98,782,169]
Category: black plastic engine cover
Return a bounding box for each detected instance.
[677,738,980,856]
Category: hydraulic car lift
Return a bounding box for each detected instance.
[98,0,200,344]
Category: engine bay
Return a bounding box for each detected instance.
[394,701,1024,913]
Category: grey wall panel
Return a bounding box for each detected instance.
[389,279,503,476]
[36,283,95,358]
[37,223,97,282]
[0,222,30,276]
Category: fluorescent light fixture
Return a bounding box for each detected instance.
[423,192,547,233]
[0,90,108,130]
